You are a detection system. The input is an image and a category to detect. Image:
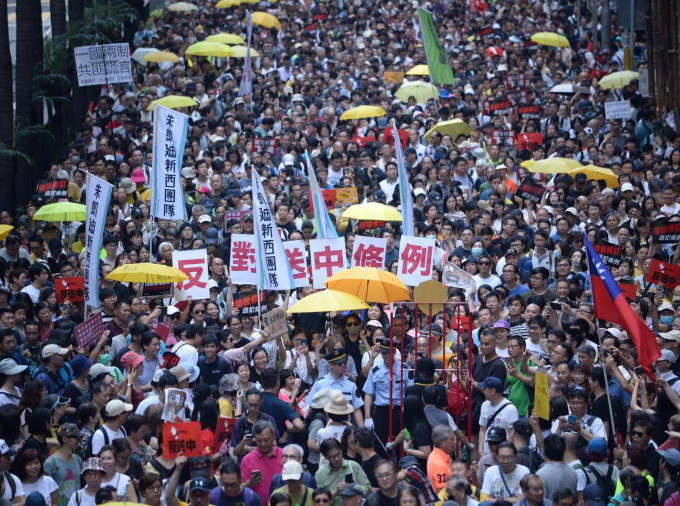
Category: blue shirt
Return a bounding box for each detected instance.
[363,360,413,406]
[260,391,302,436]
[308,373,364,411]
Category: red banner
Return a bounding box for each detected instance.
[646,259,680,289]
[214,417,238,450]
[163,422,204,458]
[55,277,85,304]
[517,133,543,151]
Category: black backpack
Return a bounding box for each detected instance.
[588,464,617,499]
[517,445,545,473]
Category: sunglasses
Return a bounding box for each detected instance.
[346,322,360,327]
[631,430,646,437]
[194,310,205,314]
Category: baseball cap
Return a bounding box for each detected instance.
[42,344,69,360]
[198,214,212,224]
[281,460,304,481]
[166,305,180,316]
[583,484,605,506]
[338,484,363,497]
[505,248,519,257]
[512,419,532,439]
[0,359,28,376]
[658,349,677,363]
[189,477,211,494]
[565,207,578,216]
[659,448,680,467]
[58,423,83,439]
[586,437,608,461]
[205,228,219,245]
[283,154,295,166]
[421,322,443,337]
[660,330,680,342]
[621,182,634,192]
[659,302,675,313]
[486,426,507,443]
[0,439,16,458]
[105,399,133,417]
[478,376,504,391]
[493,320,511,330]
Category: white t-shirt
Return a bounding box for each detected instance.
[90,425,126,455]
[660,202,680,217]
[3,472,25,501]
[101,473,132,500]
[172,341,198,366]
[473,274,502,289]
[481,464,530,501]
[23,476,59,506]
[20,284,41,304]
[68,488,97,506]
[479,399,519,454]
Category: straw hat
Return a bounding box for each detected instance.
[324,394,354,415]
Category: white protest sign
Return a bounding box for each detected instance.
[173,249,210,301]
[260,307,288,340]
[397,236,436,286]
[351,236,387,268]
[310,237,347,289]
[605,100,631,120]
[639,68,649,97]
[284,240,310,288]
[229,234,257,285]
[74,43,132,86]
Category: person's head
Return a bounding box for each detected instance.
[13,447,44,482]
[95,486,119,505]
[432,425,456,455]
[479,328,497,358]
[396,487,424,506]
[520,475,545,505]
[139,473,163,503]
[253,419,276,455]
[320,438,344,470]
[245,388,262,416]
[496,441,518,473]
[374,459,398,491]
[543,434,566,462]
[81,458,106,489]
[631,420,652,449]
[219,459,243,497]
[312,489,332,506]
[567,388,588,416]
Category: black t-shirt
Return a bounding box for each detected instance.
[23,435,49,459]
[405,383,447,409]
[362,453,383,488]
[198,355,233,385]
[365,489,400,506]
[411,420,433,470]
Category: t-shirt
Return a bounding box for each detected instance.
[271,485,314,506]
[214,487,263,506]
[172,341,198,366]
[101,472,133,500]
[479,400,519,454]
[91,425,126,455]
[23,476,59,506]
[198,356,233,385]
[365,489,400,506]
[44,453,83,506]
[2,472,25,502]
[67,488,96,506]
[481,464,530,501]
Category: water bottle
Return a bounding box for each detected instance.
[404,428,411,442]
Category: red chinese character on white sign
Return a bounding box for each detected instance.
[231,240,256,273]
[177,259,207,290]
[397,237,436,286]
[284,240,309,288]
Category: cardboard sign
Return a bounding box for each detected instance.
[162,421,203,458]
[308,188,336,210]
[173,249,210,301]
[230,234,257,285]
[646,259,680,290]
[74,43,132,86]
[261,307,288,340]
[594,241,622,269]
[517,105,541,120]
[74,311,104,348]
[517,133,543,151]
[151,320,174,343]
[310,237,347,289]
[55,277,85,304]
[36,179,69,199]
[381,126,409,149]
[383,71,405,85]
[142,283,173,298]
[252,137,279,156]
[397,236,436,286]
[491,129,516,148]
[505,73,526,90]
[651,217,680,244]
[233,290,265,316]
[284,240,311,288]
[535,371,550,420]
[352,236,387,268]
[214,417,238,450]
[515,178,546,205]
[336,187,358,207]
[483,99,512,116]
[604,100,631,120]
[295,394,311,419]
[618,283,637,301]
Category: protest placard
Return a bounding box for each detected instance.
[261,307,288,340]
[295,394,311,419]
[604,100,631,120]
[491,129,516,148]
[74,312,104,348]
[505,73,526,90]
[213,417,238,450]
[646,259,680,290]
[535,371,550,420]
[381,126,409,149]
[517,133,543,151]
[173,250,210,301]
[162,351,180,369]
[142,283,173,298]
[515,178,546,205]
[74,43,132,86]
[55,277,85,304]
[36,179,69,199]
[252,137,279,155]
[233,290,265,316]
[651,217,680,244]
[336,187,359,207]
[383,71,405,85]
[517,105,541,120]
[594,241,622,268]
[483,99,512,116]
[162,388,188,422]
[163,421,203,458]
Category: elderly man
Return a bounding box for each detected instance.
[268,444,317,494]
[427,425,458,492]
[315,439,371,506]
[241,420,283,505]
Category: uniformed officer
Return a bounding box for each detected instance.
[308,348,365,426]
[363,338,413,451]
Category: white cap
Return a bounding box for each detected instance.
[659,302,675,313]
[283,153,295,166]
[621,182,634,192]
[281,460,303,481]
[565,207,578,216]
[105,399,133,417]
[414,188,426,197]
[166,305,180,316]
[198,214,212,224]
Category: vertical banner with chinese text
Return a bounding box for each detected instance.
[306,152,338,239]
[393,119,414,236]
[85,174,113,308]
[252,172,295,290]
[152,105,188,221]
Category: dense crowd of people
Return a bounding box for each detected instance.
[1,0,680,505]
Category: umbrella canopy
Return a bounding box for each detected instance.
[526,157,582,174]
[288,290,370,313]
[107,263,188,284]
[339,105,386,121]
[406,64,429,76]
[424,119,472,142]
[229,45,260,58]
[215,0,241,6]
[0,225,14,241]
[342,202,402,222]
[185,41,234,57]
[568,165,620,188]
[131,48,158,63]
[325,267,410,304]
[167,1,197,11]
[549,83,590,95]
[598,71,639,90]
[143,51,179,63]
[531,32,570,47]
[251,12,281,30]
[147,96,197,111]
[395,81,439,103]
[205,33,246,45]
[33,202,86,222]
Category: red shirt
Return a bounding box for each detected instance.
[241,445,283,505]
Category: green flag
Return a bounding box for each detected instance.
[417,7,455,85]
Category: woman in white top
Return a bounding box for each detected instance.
[0,359,28,407]
[68,457,106,506]
[15,448,59,506]
[99,446,137,501]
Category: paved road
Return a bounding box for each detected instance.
[7,0,53,61]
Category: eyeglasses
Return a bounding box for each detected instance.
[375,472,394,480]
[314,499,330,504]
[631,430,646,437]
[222,481,240,489]
[283,454,299,460]
[326,452,343,460]
[497,456,515,462]
[246,402,261,408]
[478,262,491,266]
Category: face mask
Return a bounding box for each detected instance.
[72,156,80,164]
[661,316,675,326]
[472,247,483,256]
[426,235,436,240]
[99,354,110,366]
[554,251,561,260]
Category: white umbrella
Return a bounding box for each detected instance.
[549,83,590,95]
[131,47,158,63]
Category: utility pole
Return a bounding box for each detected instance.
[591,0,598,56]
[601,0,611,51]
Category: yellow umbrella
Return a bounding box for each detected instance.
[342,202,402,222]
[167,1,198,11]
[395,81,439,103]
[520,160,536,169]
[288,289,369,313]
[0,225,14,241]
[206,33,246,45]
[147,96,197,111]
[568,165,620,188]
[107,263,188,284]
[526,157,582,174]
[406,64,429,76]
[531,32,570,48]
[215,0,241,6]
[424,119,472,141]
[143,51,179,63]
[185,41,234,57]
[229,45,260,58]
[251,12,281,30]
[33,202,86,222]
[598,71,639,90]
[325,267,410,304]
[339,105,386,121]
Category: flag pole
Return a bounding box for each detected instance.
[417,9,439,117]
